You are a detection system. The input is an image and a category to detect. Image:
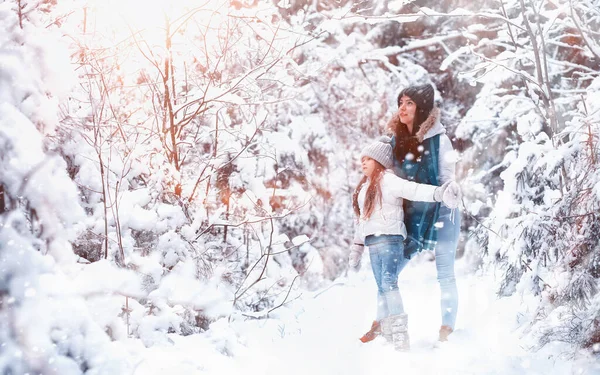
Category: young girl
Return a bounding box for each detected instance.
[348,137,459,351]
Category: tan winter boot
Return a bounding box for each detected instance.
[381,314,409,351]
[359,320,381,343]
[439,325,453,342]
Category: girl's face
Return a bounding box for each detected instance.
[361,156,377,177]
[398,95,417,127]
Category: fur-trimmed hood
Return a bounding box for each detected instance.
[386,107,445,142]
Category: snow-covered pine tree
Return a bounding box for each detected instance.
[449,0,600,349]
[0,1,134,372]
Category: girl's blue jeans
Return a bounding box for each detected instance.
[364,208,461,326]
[365,234,410,321]
[435,207,461,330]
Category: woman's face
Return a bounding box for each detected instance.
[361,156,377,177]
[398,95,417,127]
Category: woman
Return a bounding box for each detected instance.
[392,83,461,342]
[349,138,459,351]
[355,83,461,344]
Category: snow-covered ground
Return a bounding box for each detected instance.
[109,256,600,375]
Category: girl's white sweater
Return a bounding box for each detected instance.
[353,170,438,245]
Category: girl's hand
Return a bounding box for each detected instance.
[434,181,461,209]
[443,181,462,208]
[434,181,452,202]
[348,244,365,271]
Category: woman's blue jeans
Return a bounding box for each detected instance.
[435,207,461,330]
[365,235,410,321]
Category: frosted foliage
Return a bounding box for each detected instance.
[0,4,127,374]
[0,6,74,134]
[453,0,600,351]
[0,9,83,256]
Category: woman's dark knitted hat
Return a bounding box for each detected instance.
[397,83,435,114]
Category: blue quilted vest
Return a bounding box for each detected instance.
[390,134,441,258]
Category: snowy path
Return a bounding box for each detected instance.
[123,258,597,375]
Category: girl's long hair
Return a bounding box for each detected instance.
[352,161,386,220]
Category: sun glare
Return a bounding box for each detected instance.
[84,0,227,45]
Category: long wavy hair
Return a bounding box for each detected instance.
[392,89,431,164]
[352,160,386,220]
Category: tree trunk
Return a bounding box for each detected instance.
[0,184,5,215]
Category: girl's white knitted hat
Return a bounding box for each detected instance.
[360,137,393,169]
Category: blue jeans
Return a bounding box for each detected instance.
[435,207,461,329]
[365,235,410,321]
